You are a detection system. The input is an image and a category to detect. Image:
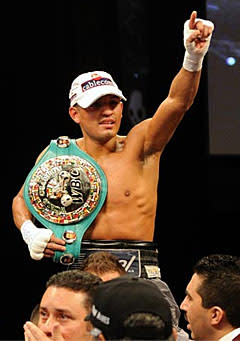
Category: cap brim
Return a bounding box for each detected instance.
[76,86,127,108]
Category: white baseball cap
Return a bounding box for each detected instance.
[69,71,127,108]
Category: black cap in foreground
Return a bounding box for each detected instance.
[86,276,173,340]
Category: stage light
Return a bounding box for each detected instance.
[226,56,236,66]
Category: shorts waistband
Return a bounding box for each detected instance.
[81,239,158,251]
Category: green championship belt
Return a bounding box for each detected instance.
[23,136,107,265]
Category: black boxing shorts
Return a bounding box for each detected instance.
[60,239,161,279]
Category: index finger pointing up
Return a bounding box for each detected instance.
[189,10,197,29]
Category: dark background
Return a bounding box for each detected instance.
[207,0,240,154]
[1,1,239,339]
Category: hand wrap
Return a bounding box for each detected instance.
[183,18,214,72]
[21,220,53,260]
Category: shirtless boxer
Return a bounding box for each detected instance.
[12,10,214,340]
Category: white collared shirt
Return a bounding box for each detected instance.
[220,328,240,341]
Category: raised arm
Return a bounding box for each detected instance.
[144,10,214,155]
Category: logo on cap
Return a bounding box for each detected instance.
[81,73,114,92]
[92,304,110,325]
